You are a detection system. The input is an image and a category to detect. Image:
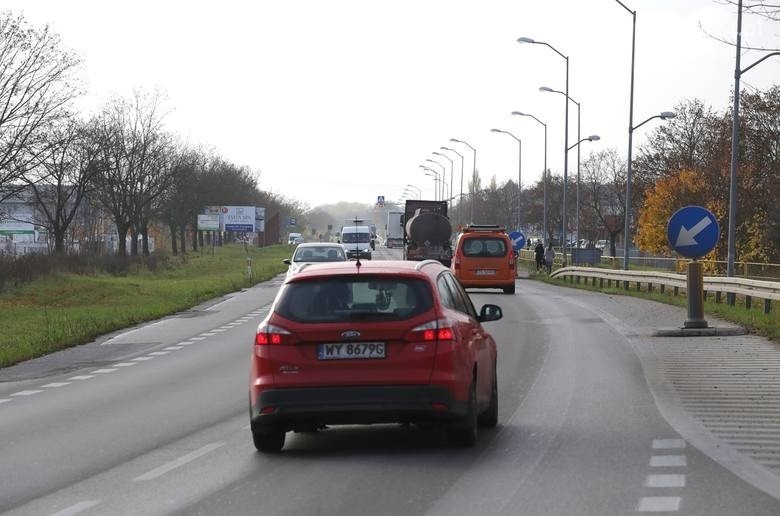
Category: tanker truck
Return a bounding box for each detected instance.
[402,200,452,267]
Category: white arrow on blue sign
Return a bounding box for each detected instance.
[666,205,720,259]
[508,231,525,251]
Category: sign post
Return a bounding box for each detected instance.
[666,205,720,329]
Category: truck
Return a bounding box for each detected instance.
[385,211,404,248]
[402,200,452,267]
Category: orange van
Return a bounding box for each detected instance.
[452,225,516,294]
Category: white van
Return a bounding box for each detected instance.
[287,232,302,244]
[340,225,372,260]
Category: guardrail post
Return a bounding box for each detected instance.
[636,282,641,292]
[648,282,653,293]
[674,286,679,296]
[765,299,771,315]
[660,284,665,294]
[745,296,752,309]
[600,278,604,288]
[715,291,721,304]
[685,261,708,329]
[624,281,629,290]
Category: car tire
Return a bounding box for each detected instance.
[503,283,515,294]
[251,425,286,453]
[448,382,478,447]
[479,367,498,428]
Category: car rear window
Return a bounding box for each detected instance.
[293,246,346,262]
[275,276,433,322]
[461,237,507,257]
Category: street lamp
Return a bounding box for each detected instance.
[518,36,570,264]
[422,168,441,200]
[405,184,421,199]
[490,128,522,230]
[425,159,447,201]
[622,110,676,269]
[512,111,548,243]
[440,146,464,225]
[540,86,583,247]
[432,152,454,205]
[726,0,780,289]
[450,138,477,223]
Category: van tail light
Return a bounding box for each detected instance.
[255,322,294,346]
[509,253,516,270]
[405,318,455,343]
[453,257,461,270]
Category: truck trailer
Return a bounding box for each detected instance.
[402,200,452,267]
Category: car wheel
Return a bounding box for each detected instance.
[503,283,515,294]
[479,367,498,428]
[251,425,286,453]
[448,382,478,447]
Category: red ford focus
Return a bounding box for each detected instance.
[249,259,502,452]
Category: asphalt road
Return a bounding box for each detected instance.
[1,246,779,515]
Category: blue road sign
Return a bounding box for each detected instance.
[666,205,720,259]
[509,231,526,251]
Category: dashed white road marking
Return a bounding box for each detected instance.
[92,368,118,374]
[11,390,43,396]
[190,337,206,341]
[112,362,137,367]
[133,442,225,481]
[132,357,154,362]
[164,346,184,351]
[178,341,195,346]
[637,496,681,512]
[200,332,216,337]
[650,455,687,467]
[211,329,226,333]
[148,351,169,356]
[0,399,11,404]
[652,439,686,450]
[41,382,71,388]
[48,499,101,516]
[68,375,95,381]
[646,474,686,488]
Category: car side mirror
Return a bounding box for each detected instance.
[283,259,291,265]
[478,304,502,323]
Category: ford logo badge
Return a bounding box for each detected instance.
[341,330,361,339]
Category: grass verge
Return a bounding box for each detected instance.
[0,245,292,368]
[518,259,780,343]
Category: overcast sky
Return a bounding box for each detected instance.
[6,0,779,208]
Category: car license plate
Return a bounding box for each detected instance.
[475,269,496,276]
[317,342,386,360]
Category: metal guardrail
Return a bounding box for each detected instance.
[550,266,780,315]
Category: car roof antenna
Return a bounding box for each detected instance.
[353,216,361,268]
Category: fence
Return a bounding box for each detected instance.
[549,266,780,315]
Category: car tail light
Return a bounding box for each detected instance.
[405,318,455,342]
[453,257,461,270]
[255,322,294,346]
[509,253,516,270]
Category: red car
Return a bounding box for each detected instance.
[249,259,502,452]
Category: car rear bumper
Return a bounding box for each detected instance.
[250,385,468,430]
[457,277,514,288]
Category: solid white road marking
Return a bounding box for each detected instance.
[112,362,137,367]
[650,455,687,467]
[92,368,118,374]
[164,346,184,351]
[68,375,95,380]
[132,357,154,362]
[0,399,11,404]
[637,496,681,512]
[48,500,101,516]
[652,439,686,449]
[133,442,225,481]
[646,474,686,488]
[10,390,43,396]
[41,382,71,388]
[148,351,169,356]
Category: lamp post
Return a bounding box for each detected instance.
[725,0,780,292]
[405,184,421,198]
[432,151,454,205]
[424,159,446,201]
[518,36,569,264]
[450,138,477,223]
[490,128,523,230]
[422,167,441,200]
[440,146,464,225]
[403,187,420,199]
[621,111,676,268]
[512,111,548,243]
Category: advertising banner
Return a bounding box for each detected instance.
[197,214,220,231]
[221,206,255,232]
[255,207,266,232]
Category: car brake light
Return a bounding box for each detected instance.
[454,257,461,270]
[405,319,455,342]
[255,323,293,346]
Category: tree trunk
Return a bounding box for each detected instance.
[54,229,66,254]
[198,230,204,248]
[192,227,198,252]
[142,224,150,256]
[130,227,139,256]
[169,223,178,255]
[179,225,187,254]
[117,224,128,256]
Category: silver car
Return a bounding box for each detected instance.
[283,243,348,278]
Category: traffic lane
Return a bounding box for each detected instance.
[0,285,277,512]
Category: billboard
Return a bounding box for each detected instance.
[197,214,220,231]
[221,206,255,232]
[255,207,265,232]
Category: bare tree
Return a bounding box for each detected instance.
[582,149,628,257]
[0,12,81,197]
[22,116,102,253]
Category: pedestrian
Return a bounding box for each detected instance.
[544,243,555,274]
[534,241,545,272]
